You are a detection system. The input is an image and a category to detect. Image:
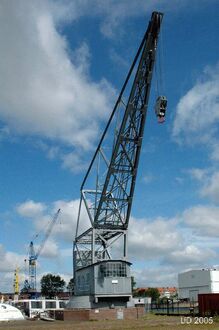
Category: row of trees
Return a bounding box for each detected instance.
[132,276,160,302]
[27,274,160,301]
[133,287,160,301]
[34,274,74,298]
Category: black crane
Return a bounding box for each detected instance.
[72,12,166,307]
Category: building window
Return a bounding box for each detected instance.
[45,301,56,309]
[77,273,90,291]
[59,301,66,308]
[31,301,42,309]
[100,262,127,277]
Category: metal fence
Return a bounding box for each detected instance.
[151,300,199,316]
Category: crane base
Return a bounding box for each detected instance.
[67,294,134,309]
[56,305,144,321]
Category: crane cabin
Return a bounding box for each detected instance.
[155,96,167,123]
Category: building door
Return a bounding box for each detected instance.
[189,290,199,302]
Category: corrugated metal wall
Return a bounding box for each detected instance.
[198,293,219,316]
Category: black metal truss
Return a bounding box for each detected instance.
[74,12,163,271]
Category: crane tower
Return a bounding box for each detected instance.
[13,267,19,296]
[28,208,61,293]
[71,12,166,308]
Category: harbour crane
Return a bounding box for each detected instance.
[27,208,61,292]
[71,12,167,308]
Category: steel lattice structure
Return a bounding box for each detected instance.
[73,12,164,283]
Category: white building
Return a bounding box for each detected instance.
[178,269,219,301]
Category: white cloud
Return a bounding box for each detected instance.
[0,0,210,174]
[185,167,219,204]
[35,141,88,173]
[0,126,10,142]
[109,49,129,69]
[172,62,219,144]
[34,239,59,259]
[188,168,208,182]
[0,244,25,273]
[166,245,216,265]
[17,199,90,244]
[181,205,219,237]
[0,0,115,153]
[127,211,218,281]
[16,200,46,218]
[37,143,60,160]
[201,172,219,202]
[211,143,219,162]
[175,176,184,185]
[128,217,182,260]
[11,198,219,290]
[16,199,184,262]
[172,63,219,215]
[88,0,191,38]
[60,248,72,258]
[142,174,154,184]
[61,152,88,173]
[132,266,178,287]
[51,199,91,241]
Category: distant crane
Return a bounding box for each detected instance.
[27,208,61,292]
[13,267,19,295]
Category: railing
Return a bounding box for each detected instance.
[151,300,199,316]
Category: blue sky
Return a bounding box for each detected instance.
[0,0,219,292]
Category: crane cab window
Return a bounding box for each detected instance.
[100,262,127,277]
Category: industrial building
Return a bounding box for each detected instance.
[178,269,219,301]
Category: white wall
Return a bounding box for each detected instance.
[210,271,219,293]
[178,270,219,300]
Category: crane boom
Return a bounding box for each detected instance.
[35,208,61,259]
[93,12,163,230]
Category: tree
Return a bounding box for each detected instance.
[133,288,147,297]
[67,278,74,295]
[132,287,160,300]
[145,288,160,302]
[40,274,66,298]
